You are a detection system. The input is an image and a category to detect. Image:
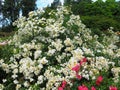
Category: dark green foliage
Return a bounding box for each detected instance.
[21,0,37,17]
[51,0,61,9]
[64,0,120,32]
[81,15,120,32]
[0,44,14,61]
[0,68,7,83]
[1,25,13,32]
[64,0,72,5]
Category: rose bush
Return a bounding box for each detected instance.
[0,7,120,90]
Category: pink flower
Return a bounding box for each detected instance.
[0,41,8,46]
[61,80,67,88]
[76,73,82,80]
[80,58,87,65]
[78,85,88,90]
[109,86,118,90]
[96,76,103,86]
[58,87,63,90]
[91,86,96,90]
[72,64,80,72]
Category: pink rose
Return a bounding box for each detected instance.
[78,85,88,90]
[76,73,82,80]
[58,87,63,90]
[72,64,80,73]
[80,58,87,65]
[109,86,118,90]
[91,86,96,90]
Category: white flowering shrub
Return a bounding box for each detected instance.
[0,7,120,90]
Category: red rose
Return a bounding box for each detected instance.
[61,80,67,88]
[96,76,103,86]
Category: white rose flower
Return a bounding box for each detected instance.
[24,81,30,87]
[13,80,19,84]
[39,57,48,65]
[16,84,21,90]
[34,50,42,59]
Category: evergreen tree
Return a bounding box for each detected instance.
[0,0,2,13]
[21,0,37,17]
[51,0,61,9]
[1,0,37,31]
[64,0,72,5]
[0,0,2,22]
[64,0,92,5]
[2,0,20,25]
[77,0,92,3]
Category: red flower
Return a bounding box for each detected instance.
[109,86,118,90]
[58,80,67,90]
[72,64,80,73]
[58,87,63,90]
[91,86,96,90]
[96,76,103,86]
[78,85,88,90]
[80,58,87,65]
[76,73,82,80]
[61,80,67,88]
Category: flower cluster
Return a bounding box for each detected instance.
[0,6,120,90]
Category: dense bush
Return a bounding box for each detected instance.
[0,7,120,90]
[81,15,120,31]
[67,0,120,32]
